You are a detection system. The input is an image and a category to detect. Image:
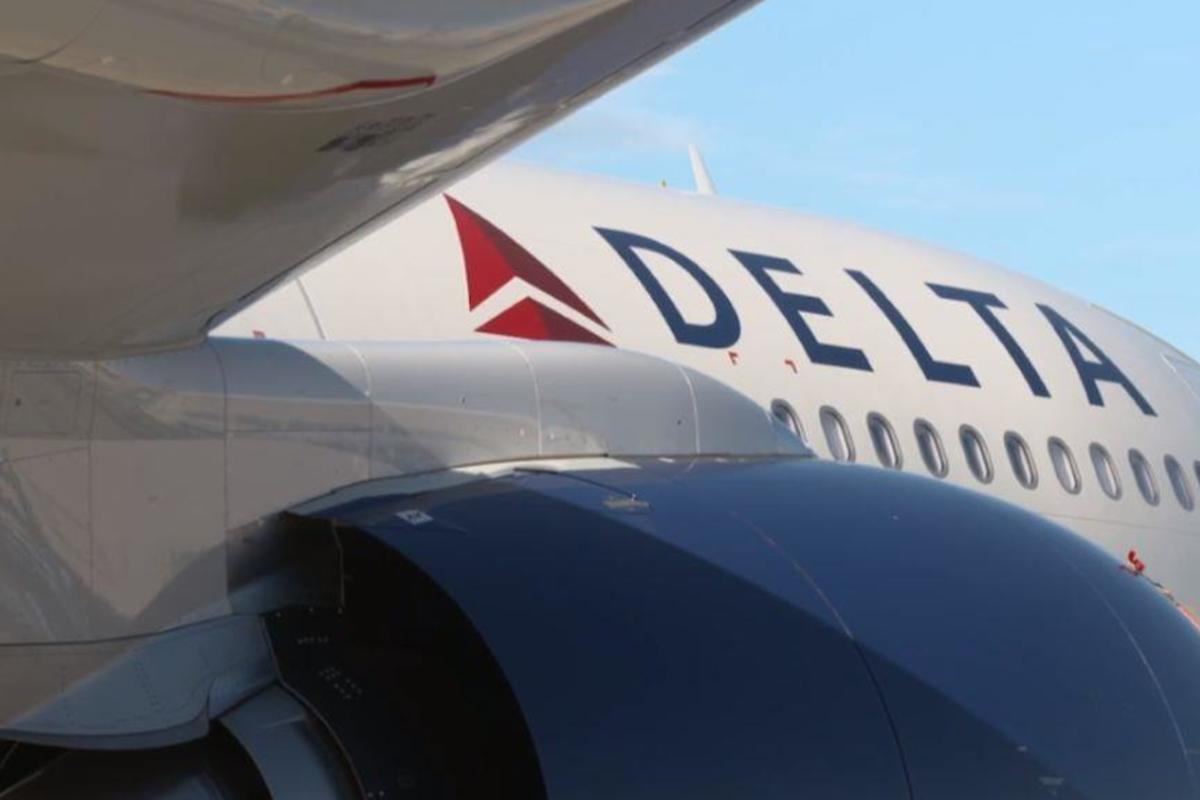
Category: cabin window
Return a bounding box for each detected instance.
[1048,438,1081,495]
[1090,444,1122,500]
[1164,456,1194,511]
[1129,450,1160,506]
[960,426,994,484]
[914,419,948,478]
[1004,432,1038,490]
[770,399,805,441]
[819,406,855,463]
[867,413,902,470]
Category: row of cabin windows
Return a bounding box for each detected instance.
[771,400,1197,512]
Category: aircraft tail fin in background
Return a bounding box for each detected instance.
[689,144,718,195]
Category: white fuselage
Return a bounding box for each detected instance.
[223,161,1200,604]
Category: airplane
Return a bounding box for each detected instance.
[221,159,1200,609]
[3,2,1200,799]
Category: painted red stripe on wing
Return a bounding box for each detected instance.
[149,76,436,104]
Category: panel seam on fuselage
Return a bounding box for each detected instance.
[295,278,328,341]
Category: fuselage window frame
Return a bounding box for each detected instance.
[1004,432,1038,490]
[1128,449,1160,507]
[960,425,994,485]
[867,413,903,470]
[770,398,805,442]
[1164,455,1195,512]
[1090,444,1122,500]
[1048,438,1082,495]
[914,419,949,478]
[819,406,856,463]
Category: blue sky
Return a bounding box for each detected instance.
[514,2,1200,359]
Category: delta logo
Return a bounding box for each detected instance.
[444,195,1157,417]
[446,196,612,346]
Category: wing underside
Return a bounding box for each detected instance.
[0,0,757,358]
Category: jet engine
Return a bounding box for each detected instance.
[6,455,1200,799]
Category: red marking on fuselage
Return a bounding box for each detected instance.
[728,351,739,365]
[784,359,798,373]
[148,76,436,104]
[477,298,611,346]
[1121,553,1200,634]
[446,196,608,329]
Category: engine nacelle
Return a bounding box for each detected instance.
[8,455,1200,798]
[281,456,1200,798]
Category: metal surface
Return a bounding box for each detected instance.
[0,616,273,749]
[0,337,797,646]
[0,338,800,743]
[304,457,1200,799]
[664,459,1200,799]
[254,562,545,798]
[224,161,1200,607]
[0,1,634,97]
[0,731,269,799]
[221,686,356,800]
[0,0,759,357]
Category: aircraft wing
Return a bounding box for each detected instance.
[0,0,756,358]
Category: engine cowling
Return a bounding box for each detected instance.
[287,456,1200,799]
[8,456,1200,799]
